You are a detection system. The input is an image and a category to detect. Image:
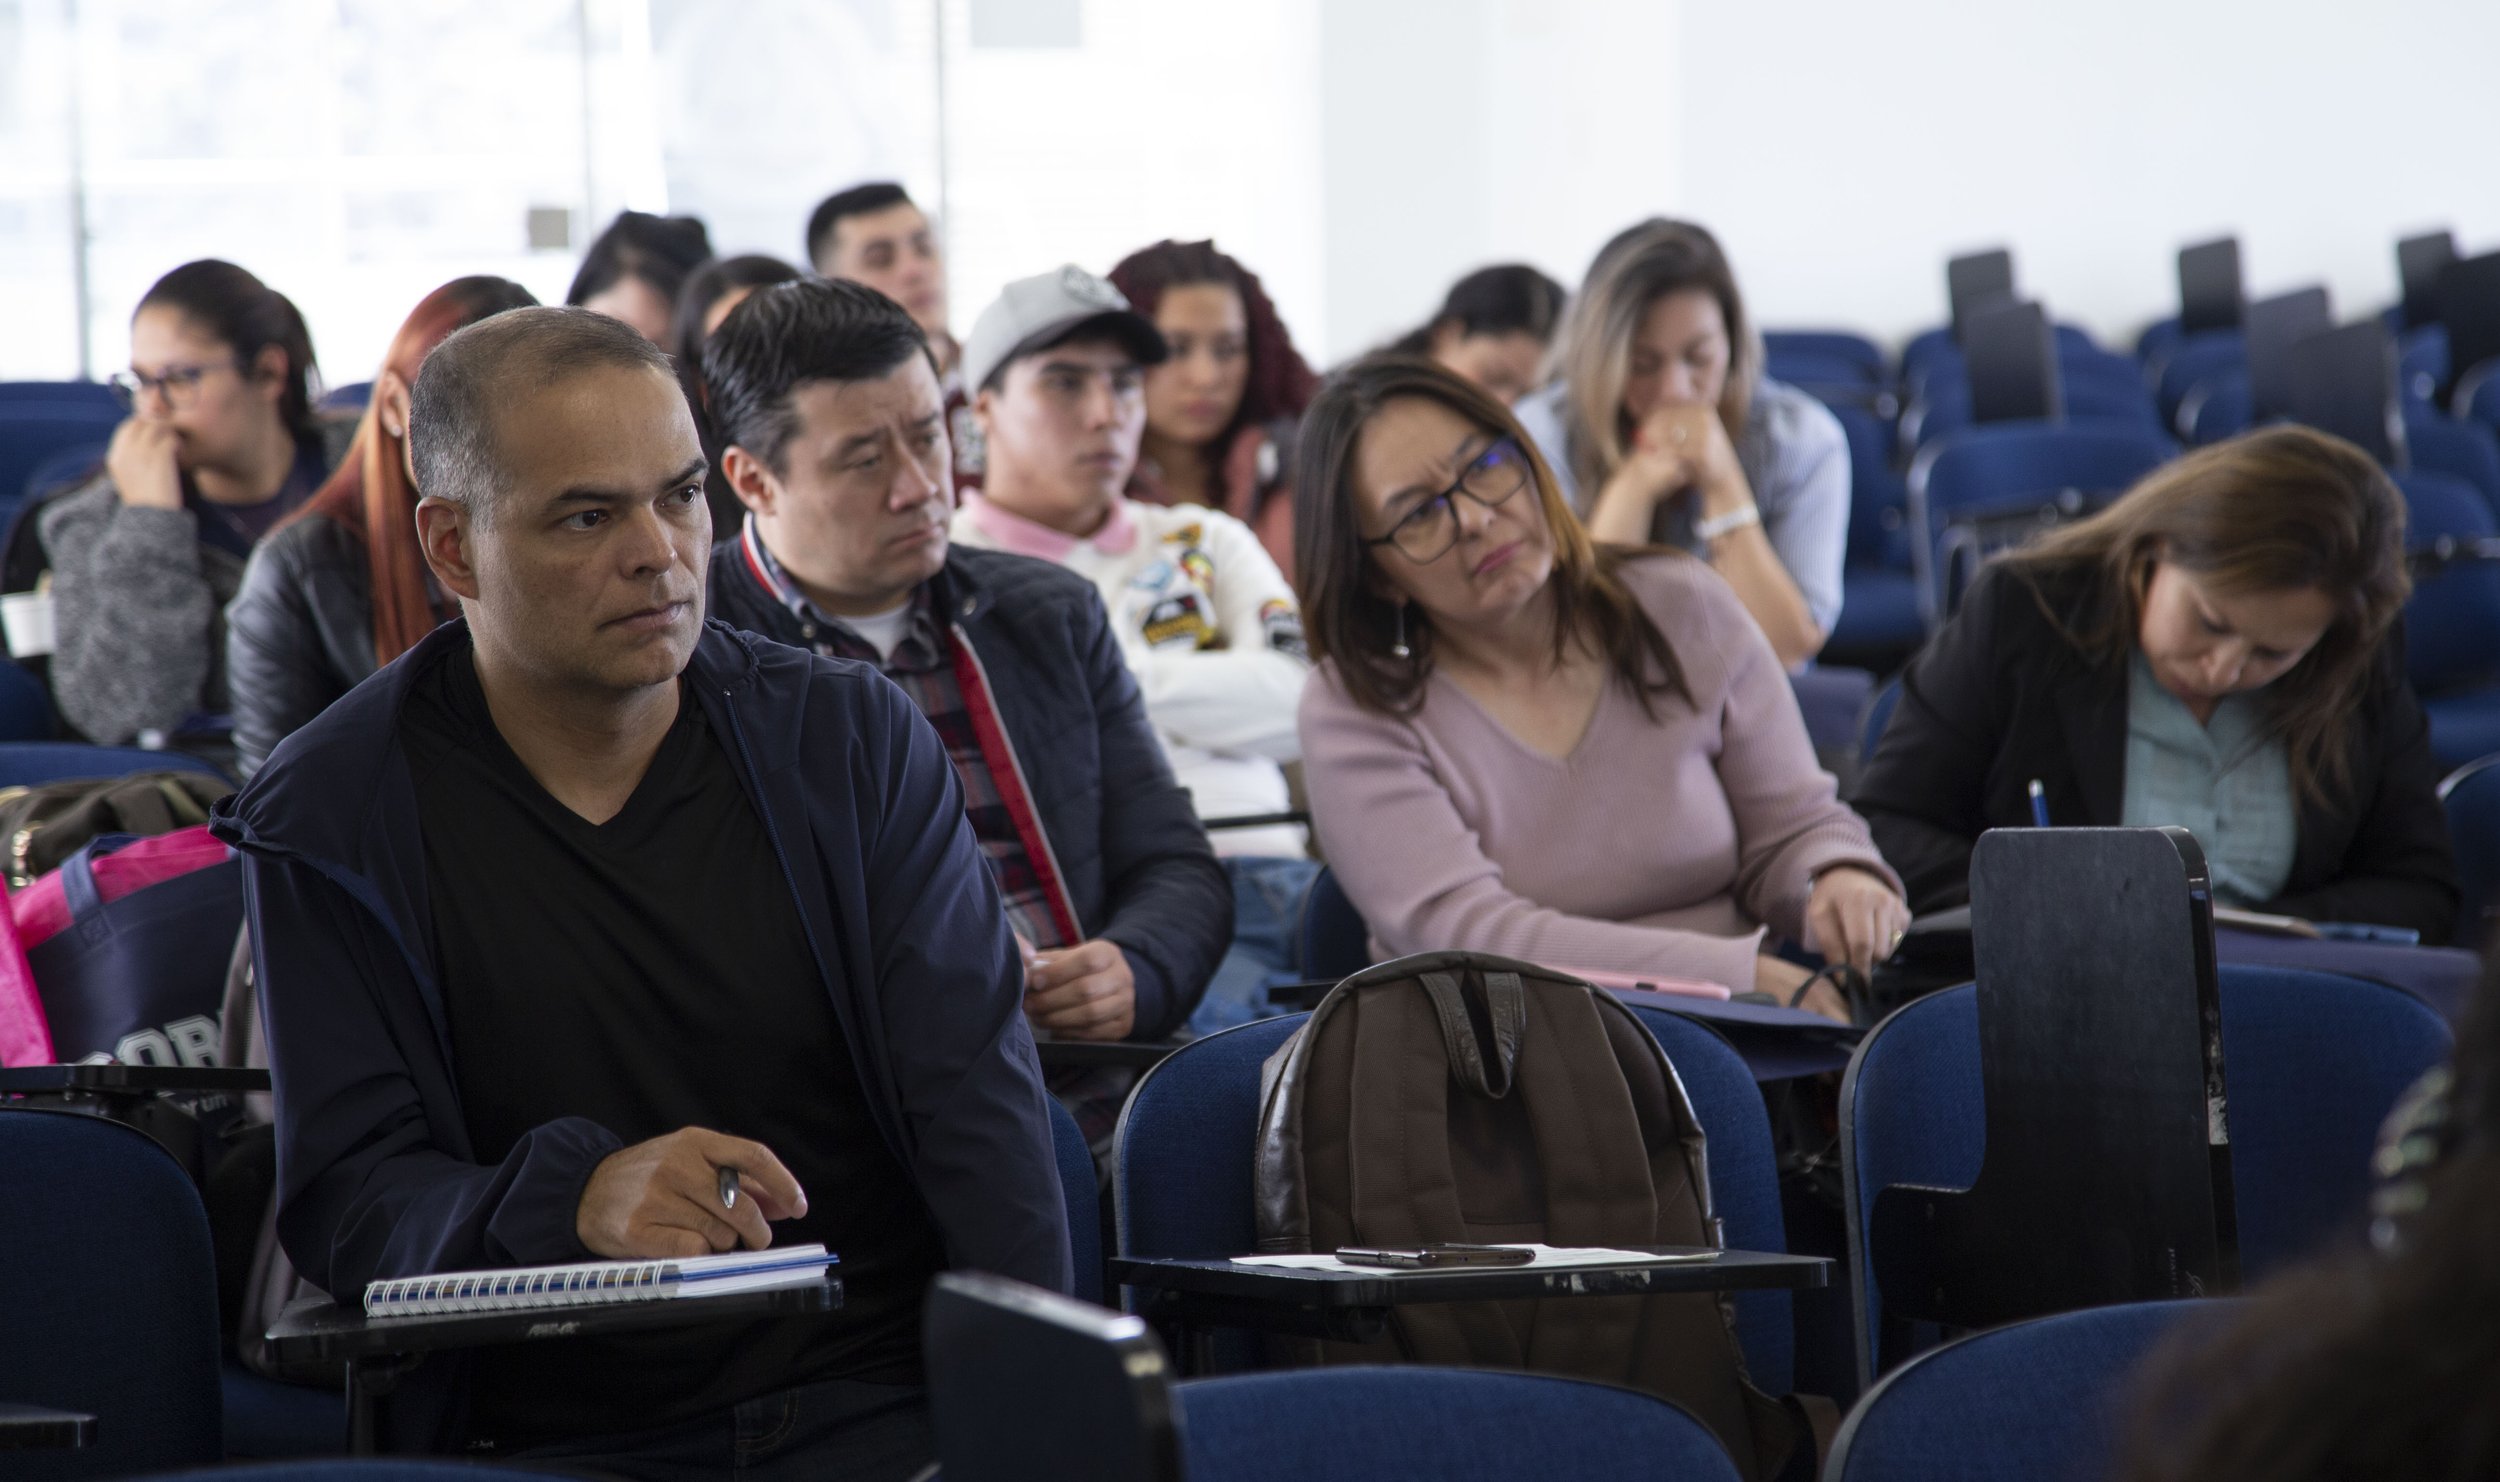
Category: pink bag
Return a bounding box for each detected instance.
[0,826,235,1066]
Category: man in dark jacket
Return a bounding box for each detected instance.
[701,277,1229,1062]
[214,305,1067,1475]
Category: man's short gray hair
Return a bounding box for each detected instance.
[409,305,675,520]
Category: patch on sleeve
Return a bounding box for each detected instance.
[1259,597,1307,660]
[1140,590,1217,650]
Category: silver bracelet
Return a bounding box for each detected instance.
[1694,503,1762,542]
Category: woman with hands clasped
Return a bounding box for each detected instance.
[1293,356,1906,1022]
[1514,219,1849,668]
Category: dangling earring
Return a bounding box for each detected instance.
[1390,602,1412,661]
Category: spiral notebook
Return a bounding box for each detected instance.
[362,1243,835,1318]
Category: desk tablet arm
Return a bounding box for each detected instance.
[0,1065,270,1098]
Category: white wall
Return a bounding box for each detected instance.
[1314,0,2500,360]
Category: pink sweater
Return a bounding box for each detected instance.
[1299,555,1897,993]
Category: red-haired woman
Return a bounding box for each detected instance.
[1108,239,1318,577]
[225,276,538,777]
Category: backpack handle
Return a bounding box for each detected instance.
[1417,968,1526,1099]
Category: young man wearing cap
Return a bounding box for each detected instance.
[951,266,1316,1036]
[700,276,1228,1073]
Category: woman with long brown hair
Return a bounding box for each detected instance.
[226,275,538,777]
[1107,239,1318,576]
[1294,355,1905,1018]
[1856,424,2458,939]
[1513,219,1847,668]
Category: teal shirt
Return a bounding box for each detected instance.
[2119,652,2298,906]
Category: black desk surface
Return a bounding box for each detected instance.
[267,1276,845,1364]
[0,1403,96,1450]
[1110,1249,1827,1307]
[1035,1040,1181,1072]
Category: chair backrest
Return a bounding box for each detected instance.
[2179,365,2254,445]
[1622,1005,1794,1394]
[1050,1096,1104,1303]
[0,402,126,527]
[1116,1015,1307,1264]
[1906,422,2177,624]
[1178,1366,1744,1482]
[2404,414,2500,519]
[1844,967,2449,1383]
[2400,323,2451,408]
[1825,1300,2210,1482]
[316,381,374,413]
[1827,401,1909,569]
[2442,754,2500,950]
[2218,966,2452,1276]
[0,659,52,741]
[0,1107,223,1479]
[2394,468,2500,692]
[924,1273,1183,1482]
[1294,865,1369,982]
[0,742,229,788]
[2154,331,2246,425]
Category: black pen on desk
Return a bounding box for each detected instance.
[718,1165,740,1212]
[2027,779,2051,828]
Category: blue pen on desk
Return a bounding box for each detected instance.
[2027,779,2051,828]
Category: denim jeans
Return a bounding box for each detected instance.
[502,1376,932,1482]
[1188,855,1321,1037]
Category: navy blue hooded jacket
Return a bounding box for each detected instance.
[212,617,1069,1446]
[708,537,1231,1038]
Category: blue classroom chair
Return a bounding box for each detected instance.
[2407,415,2500,519]
[315,381,373,413]
[1906,422,2177,627]
[2154,331,2245,430]
[0,1108,225,1479]
[1294,864,1370,982]
[0,401,126,525]
[1181,1367,1743,1482]
[1825,1300,2215,1482]
[1790,666,1877,762]
[2395,469,2500,768]
[0,741,229,787]
[1840,969,2449,1384]
[2441,753,2500,950]
[0,660,53,740]
[1114,1001,1801,1392]
[1763,330,1888,384]
[1051,1097,1105,1304]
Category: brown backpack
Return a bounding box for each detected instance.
[0,770,234,887]
[1252,950,1807,1482]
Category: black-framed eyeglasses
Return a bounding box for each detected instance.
[109,359,239,410]
[1362,435,1533,564]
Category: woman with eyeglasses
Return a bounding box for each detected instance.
[40,258,346,755]
[1293,356,1905,1020]
[1513,219,1848,669]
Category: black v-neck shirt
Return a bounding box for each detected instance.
[400,640,943,1446]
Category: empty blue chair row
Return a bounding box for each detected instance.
[1841,968,2450,1383]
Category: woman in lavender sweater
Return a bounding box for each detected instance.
[1291,357,1905,1021]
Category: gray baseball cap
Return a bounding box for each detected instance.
[961,264,1168,395]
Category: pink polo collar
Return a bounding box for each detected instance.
[961,492,1140,558]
